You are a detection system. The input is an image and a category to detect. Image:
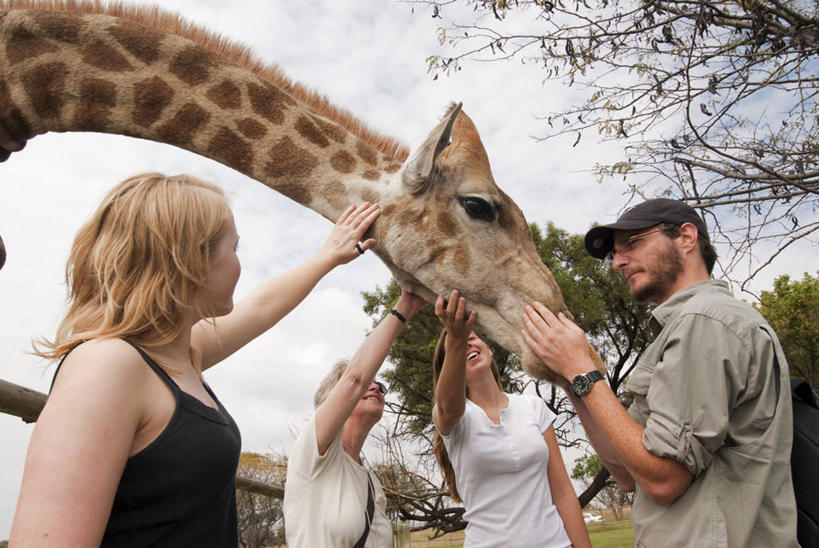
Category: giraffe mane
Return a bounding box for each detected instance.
[0,0,410,162]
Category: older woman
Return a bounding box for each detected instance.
[283,290,425,548]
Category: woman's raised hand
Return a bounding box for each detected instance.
[321,202,380,265]
[435,289,477,342]
[393,290,427,322]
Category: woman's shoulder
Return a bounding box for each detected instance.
[56,338,150,386]
[508,393,549,413]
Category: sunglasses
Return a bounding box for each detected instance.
[373,380,389,395]
[605,227,664,265]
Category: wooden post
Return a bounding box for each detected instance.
[0,378,47,423]
[0,377,285,499]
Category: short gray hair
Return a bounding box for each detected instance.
[313,359,349,409]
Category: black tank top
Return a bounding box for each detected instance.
[53,343,241,547]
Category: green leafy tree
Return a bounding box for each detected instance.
[362,222,653,532]
[754,271,819,389]
[571,455,634,519]
[415,0,819,288]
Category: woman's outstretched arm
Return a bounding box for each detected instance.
[314,290,425,455]
[193,202,380,369]
[432,290,477,436]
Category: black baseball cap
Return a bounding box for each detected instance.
[584,198,709,259]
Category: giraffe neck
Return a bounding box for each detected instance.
[0,6,406,221]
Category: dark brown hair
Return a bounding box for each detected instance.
[658,222,718,275]
[431,329,503,502]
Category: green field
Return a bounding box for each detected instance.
[406,520,634,547]
[587,521,635,547]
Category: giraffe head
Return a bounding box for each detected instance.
[374,104,569,383]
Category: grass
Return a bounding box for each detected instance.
[588,520,635,547]
[406,520,634,547]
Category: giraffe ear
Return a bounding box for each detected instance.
[402,103,462,194]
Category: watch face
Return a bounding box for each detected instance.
[572,375,591,396]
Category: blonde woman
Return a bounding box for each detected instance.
[432,290,591,548]
[10,173,380,547]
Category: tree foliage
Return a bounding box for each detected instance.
[236,452,286,548]
[754,271,819,389]
[418,0,819,289]
[361,222,653,533]
[571,454,634,518]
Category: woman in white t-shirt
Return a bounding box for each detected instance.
[283,290,425,548]
[432,290,591,548]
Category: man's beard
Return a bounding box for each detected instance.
[631,241,684,304]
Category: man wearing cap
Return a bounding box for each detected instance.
[522,199,798,547]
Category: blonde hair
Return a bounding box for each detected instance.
[431,329,503,503]
[36,173,232,361]
[314,359,349,409]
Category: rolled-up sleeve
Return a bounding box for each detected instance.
[641,314,748,477]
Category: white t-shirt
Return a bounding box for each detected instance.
[283,414,393,548]
[439,393,572,548]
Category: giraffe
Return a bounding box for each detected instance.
[0,1,602,383]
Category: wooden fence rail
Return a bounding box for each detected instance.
[0,377,285,499]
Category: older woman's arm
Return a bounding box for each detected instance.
[314,291,425,455]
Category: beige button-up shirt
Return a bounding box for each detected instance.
[625,280,798,547]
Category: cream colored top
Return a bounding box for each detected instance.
[283,414,393,548]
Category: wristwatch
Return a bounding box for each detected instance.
[570,370,605,397]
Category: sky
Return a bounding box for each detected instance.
[0,0,815,538]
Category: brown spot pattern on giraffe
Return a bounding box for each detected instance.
[330,151,356,174]
[6,27,58,64]
[75,78,116,131]
[247,82,295,125]
[322,181,347,210]
[236,118,267,140]
[295,115,330,148]
[264,136,318,204]
[21,62,68,119]
[452,244,471,271]
[205,80,242,110]
[0,80,34,148]
[107,21,163,64]
[383,163,402,174]
[360,189,381,204]
[275,182,312,205]
[356,141,378,166]
[436,211,458,237]
[169,45,214,86]
[132,76,174,127]
[32,12,86,44]
[156,102,210,147]
[429,242,449,266]
[395,207,421,229]
[310,115,347,144]
[82,40,133,72]
[362,170,380,181]
[207,127,252,174]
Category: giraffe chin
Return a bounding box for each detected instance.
[518,345,567,386]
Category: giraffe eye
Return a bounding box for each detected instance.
[458,196,495,222]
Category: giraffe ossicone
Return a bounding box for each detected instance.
[0,0,603,383]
